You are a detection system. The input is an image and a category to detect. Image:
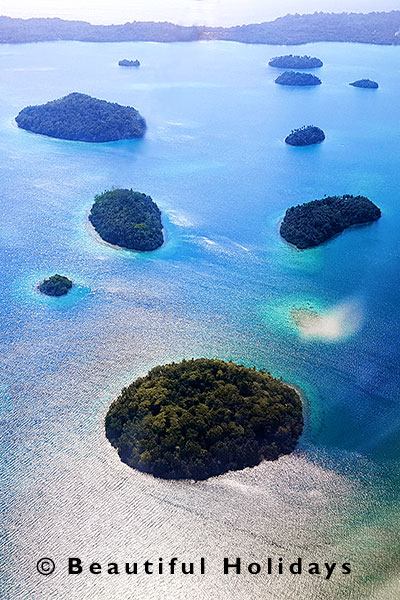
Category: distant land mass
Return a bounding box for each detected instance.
[280,195,381,249]
[1,12,400,45]
[15,92,146,142]
[350,79,379,88]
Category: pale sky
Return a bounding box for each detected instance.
[1,0,400,26]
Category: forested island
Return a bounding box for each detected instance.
[89,188,164,251]
[15,93,146,142]
[280,195,381,249]
[350,79,379,88]
[269,55,323,69]
[1,12,400,45]
[105,358,303,480]
[275,72,322,86]
[38,274,73,296]
[285,125,325,146]
[119,59,140,67]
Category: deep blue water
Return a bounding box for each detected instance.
[1,40,399,599]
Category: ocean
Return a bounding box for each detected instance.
[0,39,399,599]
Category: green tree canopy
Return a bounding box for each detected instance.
[285,125,325,147]
[106,358,303,480]
[38,274,72,297]
[269,55,323,69]
[16,93,146,142]
[89,188,163,251]
[275,71,322,86]
[280,195,381,249]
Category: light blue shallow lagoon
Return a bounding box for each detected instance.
[0,40,399,599]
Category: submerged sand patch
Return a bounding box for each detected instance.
[291,300,363,341]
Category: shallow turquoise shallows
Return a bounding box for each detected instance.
[1,41,399,600]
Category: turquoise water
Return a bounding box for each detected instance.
[1,40,399,599]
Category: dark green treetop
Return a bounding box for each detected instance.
[285,125,325,146]
[38,274,73,297]
[89,188,164,251]
[280,195,381,249]
[275,71,322,86]
[16,92,146,142]
[269,55,323,69]
[105,358,303,480]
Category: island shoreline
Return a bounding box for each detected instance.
[85,213,168,253]
[277,215,380,250]
[12,118,146,145]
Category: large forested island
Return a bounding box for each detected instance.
[280,195,381,249]
[285,125,325,146]
[350,79,379,89]
[89,188,164,251]
[38,274,73,297]
[1,12,400,45]
[269,55,323,69]
[275,72,321,86]
[105,358,303,480]
[15,93,146,142]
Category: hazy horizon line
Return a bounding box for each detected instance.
[1,8,398,29]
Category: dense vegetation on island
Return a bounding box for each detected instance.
[15,93,146,142]
[269,55,323,69]
[280,195,381,249]
[38,274,73,296]
[285,125,325,146]
[1,12,400,45]
[119,59,140,67]
[105,358,303,480]
[275,71,322,86]
[350,79,379,88]
[89,188,164,251]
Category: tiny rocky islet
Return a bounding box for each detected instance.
[38,274,73,297]
[285,125,325,146]
[349,78,379,89]
[118,59,141,67]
